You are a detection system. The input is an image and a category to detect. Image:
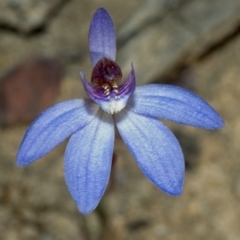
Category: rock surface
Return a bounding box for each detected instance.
[0,57,63,125]
[117,0,240,85]
[0,0,66,33]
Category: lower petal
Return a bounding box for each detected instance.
[64,110,114,214]
[115,109,185,195]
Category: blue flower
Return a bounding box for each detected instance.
[17,8,224,215]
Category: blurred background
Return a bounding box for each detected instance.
[0,0,240,239]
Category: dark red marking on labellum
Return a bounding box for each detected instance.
[91,58,122,92]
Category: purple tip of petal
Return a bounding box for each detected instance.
[80,70,106,102]
[118,62,136,97]
[89,8,116,66]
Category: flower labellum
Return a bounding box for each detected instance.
[16,8,224,215]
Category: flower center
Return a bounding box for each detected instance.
[81,57,135,115]
[91,57,122,100]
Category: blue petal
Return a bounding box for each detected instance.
[64,110,114,214]
[115,109,184,195]
[89,8,116,66]
[17,100,98,166]
[128,84,224,129]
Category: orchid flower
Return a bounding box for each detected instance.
[16,8,224,215]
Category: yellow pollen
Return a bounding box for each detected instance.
[112,83,118,88]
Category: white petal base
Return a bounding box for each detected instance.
[100,97,129,114]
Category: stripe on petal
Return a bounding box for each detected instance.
[89,8,116,66]
[128,84,224,129]
[17,100,98,166]
[64,110,114,214]
[115,109,185,195]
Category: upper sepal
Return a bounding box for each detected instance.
[129,84,224,130]
[89,8,116,66]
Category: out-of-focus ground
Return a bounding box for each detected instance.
[0,0,240,239]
